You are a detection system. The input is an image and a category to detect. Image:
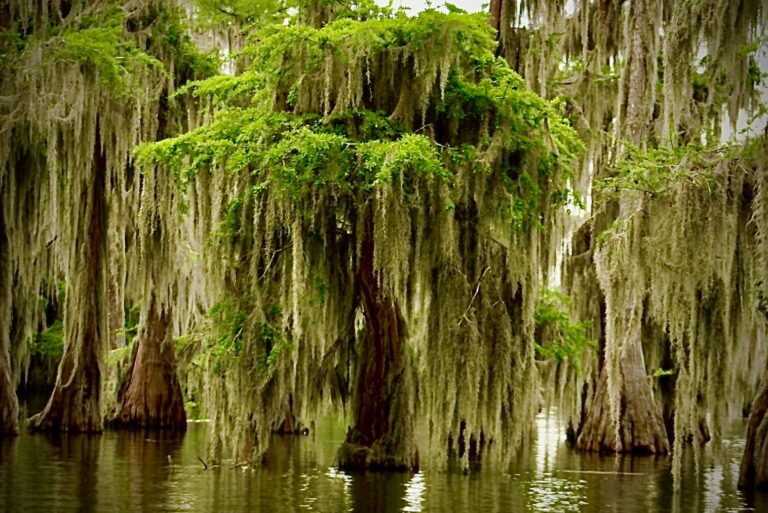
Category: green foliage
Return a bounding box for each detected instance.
[358,134,450,186]
[258,317,292,370]
[596,137,765,208]
[2,2,217,97]
[533,290,595,371]
[192,0,394,27]
[0,28,25,66]
[137,109,452,200]
[204,297,291,374]
[184,400,203,420]
[652,368,676,378]
[47,11,164,95]
[238,8,496,101]
[137,10,582,231]
[31,320,64,359]
[122,303,141,347]
[150,5,221,83]
[596,143,728,201]
[207,299,247,374]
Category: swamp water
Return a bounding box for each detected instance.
[1,399,766,512]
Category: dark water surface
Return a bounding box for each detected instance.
[1,400,767,512]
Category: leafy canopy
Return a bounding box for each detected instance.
[136,8,582,225]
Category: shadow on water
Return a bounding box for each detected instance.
[114,430,185,512]
[347,471,412,513]
[1,394,187,513]
[2,400,768,512]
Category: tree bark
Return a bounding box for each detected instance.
[272,394,308,435]
[739,381,768,490]
[299,0,338,28]
[488,0,518,63]
[489,0,503,35]
[108,270,126,349]
[108,294,186,430]
[28,128,108,433]
[576,0,668,455]
[621,0,656,145]
[0,201,19,435]
[337,230,417,471]
[577,330,669,454]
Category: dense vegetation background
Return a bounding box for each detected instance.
[1,0,767,492]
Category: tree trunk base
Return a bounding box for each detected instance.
[29,128,108,434]
[0,371,18,435]
[337,227,417,472]
[685,418,711,446]
[1,197,18,436]
[337,429,419,471]
[577,362,670,454]
[107,297,186,431]
[739,382,768,490]
[272,410,309,436]
[27,358,102,433]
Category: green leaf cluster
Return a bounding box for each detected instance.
[193,0,289,27]
[2,2,217,97]
[207,299,247,375]
[652,368,675,378]
[31,320,64,359]
[205,297,291,374]
[121,303,141,347]
[137,109,449,196]
[596,137,765,206]
[137,8,583,234]
[597,142,726,201]
[47,10,163,95]
[533,290,595,371]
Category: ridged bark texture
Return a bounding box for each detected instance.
[28,130,108,433]
[740,381,768,490]
[0,200,19,435]
[577,335,670,454]
[109,295,186,430]
[337,229,417,471]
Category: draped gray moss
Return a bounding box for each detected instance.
[0,0,215,432]
[136,9,583,467]
[1,0,765,490]
[587,140,767,474]
[485,0,767,469]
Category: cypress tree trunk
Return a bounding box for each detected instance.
[739,380,768,490]
[577,286,669,453]
[576,0,669,454]
[28,128,108,433]
[574,224,670,453]
[337,225,417,471]
[108,294,186,430]
[273,395,307,435]
[108,272,126,348]
[489,0,503,34]
[0,202,19,435]
[576,343,670,453]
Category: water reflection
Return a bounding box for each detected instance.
[348,471,410,513]
[527,473,587,512]
[1,405,768,512]
[402,471,426,512]
[325,466,353,512]
[534,410,564,477]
